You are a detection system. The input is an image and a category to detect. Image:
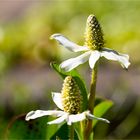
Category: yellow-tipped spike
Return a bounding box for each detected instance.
[85,14,104,50]
[61,76,82,114]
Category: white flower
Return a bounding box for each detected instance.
[50,34,130,72]
[25,92,110,125]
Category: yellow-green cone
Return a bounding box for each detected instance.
[85,14,104,50]
[61,76,82,114]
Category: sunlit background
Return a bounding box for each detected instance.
[0,0,140,139]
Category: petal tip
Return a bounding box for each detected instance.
[25,111,35,121]
[59,64,71,72]
[123,61,131,70]
[106,120,110,124]
[49,35,53,40]
[51,92,55,97]
[25,117,29,121]
[50,33,63,40]
[47,122,52,125]
[100,118,110,124]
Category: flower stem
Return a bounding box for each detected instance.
[70,124,74,140]
[84,62,98,139]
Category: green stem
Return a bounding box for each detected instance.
[80,120,85,139]
[70,124,74,140]
[84,63,98,139]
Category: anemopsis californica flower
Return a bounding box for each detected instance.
[25,76,110,125]
[50,15,130,72]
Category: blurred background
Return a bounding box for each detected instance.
[0,0,140,139]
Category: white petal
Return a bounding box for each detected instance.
[86,111,110,123]
[25,110,65,121]
[52,92,63,110]
[101,48,130,69]
[68,112,86,124]
[60,51,91,72]
[50,34,89,52]
[48,113,68,125]
[89,50,101,69]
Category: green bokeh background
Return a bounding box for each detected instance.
[0,0,140,139]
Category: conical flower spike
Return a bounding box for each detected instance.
[61,76,82,114]
[85,14,104,50]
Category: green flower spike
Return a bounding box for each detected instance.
[85,14,104,50]
[25,76,109,125]
[61,76,82,114]
[50,14,130,72]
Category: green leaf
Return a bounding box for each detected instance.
[46,124,60,139]
[50,123,69,139]
[74,123,83,140]
[46,117,63,139]
[93,100,113,128]
[50,123,79,140]
[50,62,88,111]
[6,114,62,140]
[5,114,47,139]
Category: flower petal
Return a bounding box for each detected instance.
[51,34,89,52]
[67,112,86,125]
[48,113,68,125]
[86,111,110,123]
[89,50,101,69]
[60,51,91,72]
[101,48,130,69]
[25,110,65,121]
[52,92,63,110]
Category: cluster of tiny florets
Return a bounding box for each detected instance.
[85,14,104,50]
[61,76,82,114]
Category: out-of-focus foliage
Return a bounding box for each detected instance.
[0,0,140,139]
[0,0,140,72]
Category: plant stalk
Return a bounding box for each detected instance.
[70,124,74,140]
[84,62,98,139]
